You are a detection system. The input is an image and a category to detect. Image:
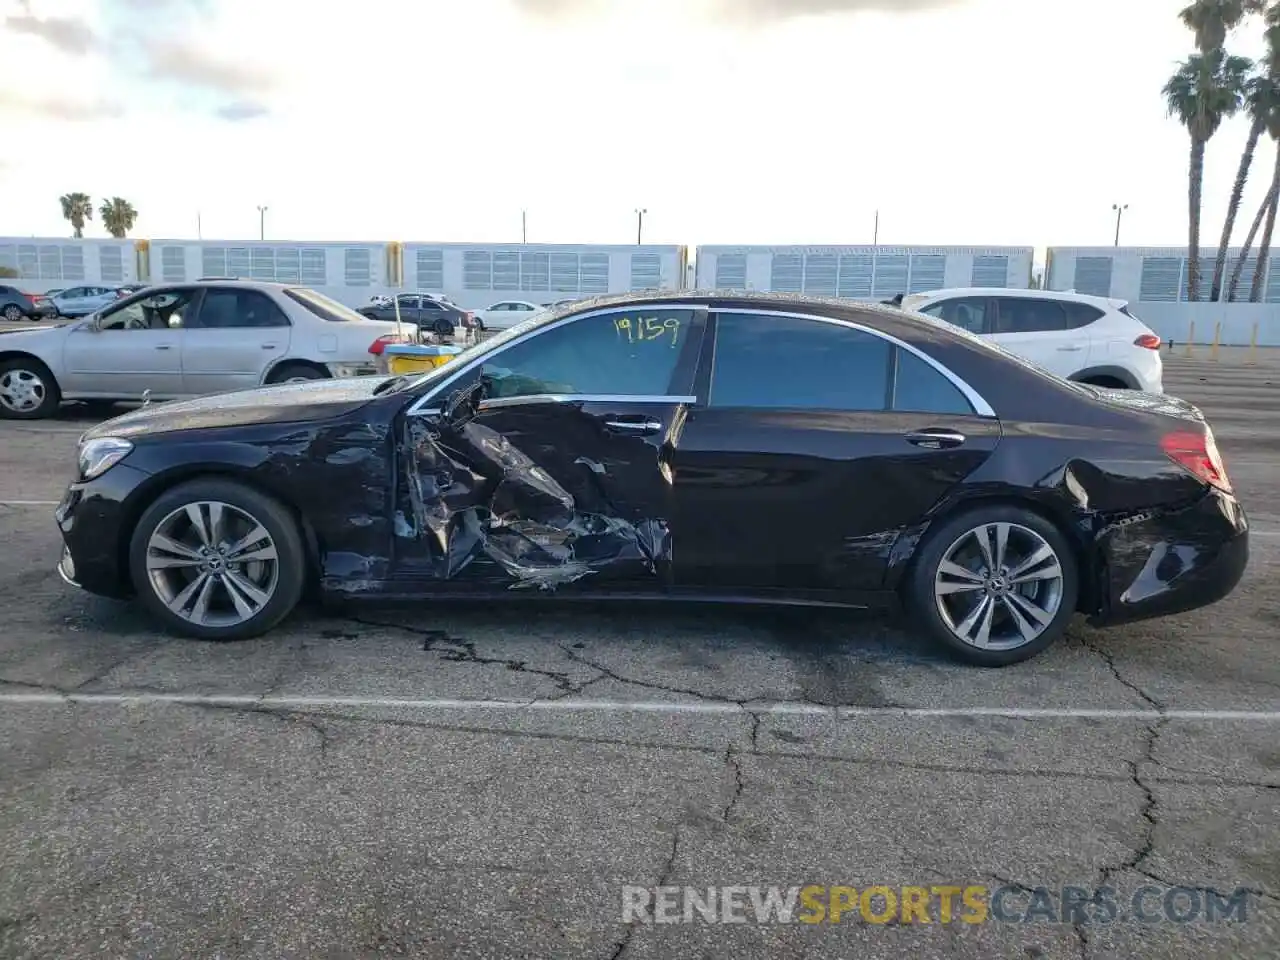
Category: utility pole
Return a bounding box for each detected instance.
[1112,203,1128,246]
[873,209,880,246]
[197,211,202,240]
[635,208,647,245]
[522,209,527,244]
[257,205,268,241]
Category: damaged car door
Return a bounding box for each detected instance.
[395,306,706,593]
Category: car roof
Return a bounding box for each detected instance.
[906,287,1127,309]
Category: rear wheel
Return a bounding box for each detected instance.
[0,358,61,419]
[129,479,307,640]
[1078,375,1129,389]
[2,305,24,322]
[906,505,1078,666]
[266,362,327,385]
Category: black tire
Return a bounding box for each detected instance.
[129,478,307,641]
[266,362,327,385]
[904,504,1079,667]
[0,356,61,419]
[1078,376,1129,390]
[2,304,24,322]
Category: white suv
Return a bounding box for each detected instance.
[899,288,1164,394]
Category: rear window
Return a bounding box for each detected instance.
[283,287,363,322]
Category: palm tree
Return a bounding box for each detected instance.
[1164,49,1254,300]
[1227,173,1275,298]
[1180,0,1265,52]
[58,193,93,239]
[1248,151,1280,300]
[99,197,138,238]
[1211,69,1280,299]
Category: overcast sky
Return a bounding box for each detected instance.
[0,0,1271,250]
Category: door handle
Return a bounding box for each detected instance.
[154,344,172,350]
[905,428,966,449]
[261,343,278,349]
[603,418,663,435]
[1057,345,1084,352]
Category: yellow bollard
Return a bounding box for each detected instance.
[1184,321,1196,357]
[1248,322,1259,365]
[1211,321,1221,361]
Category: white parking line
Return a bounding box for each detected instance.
[1,693,1279,720]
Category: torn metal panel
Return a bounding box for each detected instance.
[396,399,673,590]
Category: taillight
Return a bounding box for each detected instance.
[24,294,37,305]
[1134,333,1161,350]
[368,333,410,355]
[1161,430,1232,492]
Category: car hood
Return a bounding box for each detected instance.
[82,376,396,441]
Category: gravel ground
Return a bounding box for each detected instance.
[0,351,1277,959]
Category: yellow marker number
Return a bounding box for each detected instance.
[615,315,681,348]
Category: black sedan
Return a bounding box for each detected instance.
[55,292,1248,666]
[358,293,474,335]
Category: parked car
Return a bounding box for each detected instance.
[357,293,472,336]
[51,285,126,318]
[0,279,402,419]
[475,299,544,331]
[898,288,1163,392]
[55,291,1247,666]
[0,285,56,322]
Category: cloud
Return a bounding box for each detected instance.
[142,40,278,96]
[2,11,99,54]
[509,0,959,20]
[214,100,270,121]
[0,90,124,122]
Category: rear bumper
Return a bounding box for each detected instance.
[1089,488,1248,627]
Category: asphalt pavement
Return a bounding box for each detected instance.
[0,352,1278,958]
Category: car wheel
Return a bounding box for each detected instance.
[266,363,327,385]
[129,479,307,641]
[2,305,24,322]
[0,358,61,419]
[905,505,1078,667]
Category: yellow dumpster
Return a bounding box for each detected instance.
[382,343,463,375]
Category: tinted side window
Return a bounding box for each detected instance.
[994,298,1066,333]
[1063,301,1105,328]
[710,313,890,411]
[892,348,974,415]
[919,297,990,335]
[481,309,696,399]
[197,290,289,329]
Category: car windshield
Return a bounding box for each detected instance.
[283,287,365,322]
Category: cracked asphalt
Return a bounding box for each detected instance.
[1,353,1279,959]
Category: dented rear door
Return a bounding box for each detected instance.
[393,305,706,593]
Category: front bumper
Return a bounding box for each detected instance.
[55,462,154,600]
[1090,488,1248,627]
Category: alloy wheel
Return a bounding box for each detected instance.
[3,305,22,321]
[933,522,1065,651]
[144,500,280,627]
[0,369,47,413]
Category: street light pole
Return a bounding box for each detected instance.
[1112,203,1128,247]
[635,208,647,245]
[522,209,527,244]
[257,205,268,241]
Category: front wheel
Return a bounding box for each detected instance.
[905,505,1078,667]
[0,358,61,419]
[129,479,307,640]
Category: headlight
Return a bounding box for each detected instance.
[78,437,133,480]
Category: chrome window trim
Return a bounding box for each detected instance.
[405,303,707,417]
[714,307,997,418]
[479,394,697,411]
[405,300,997,420]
